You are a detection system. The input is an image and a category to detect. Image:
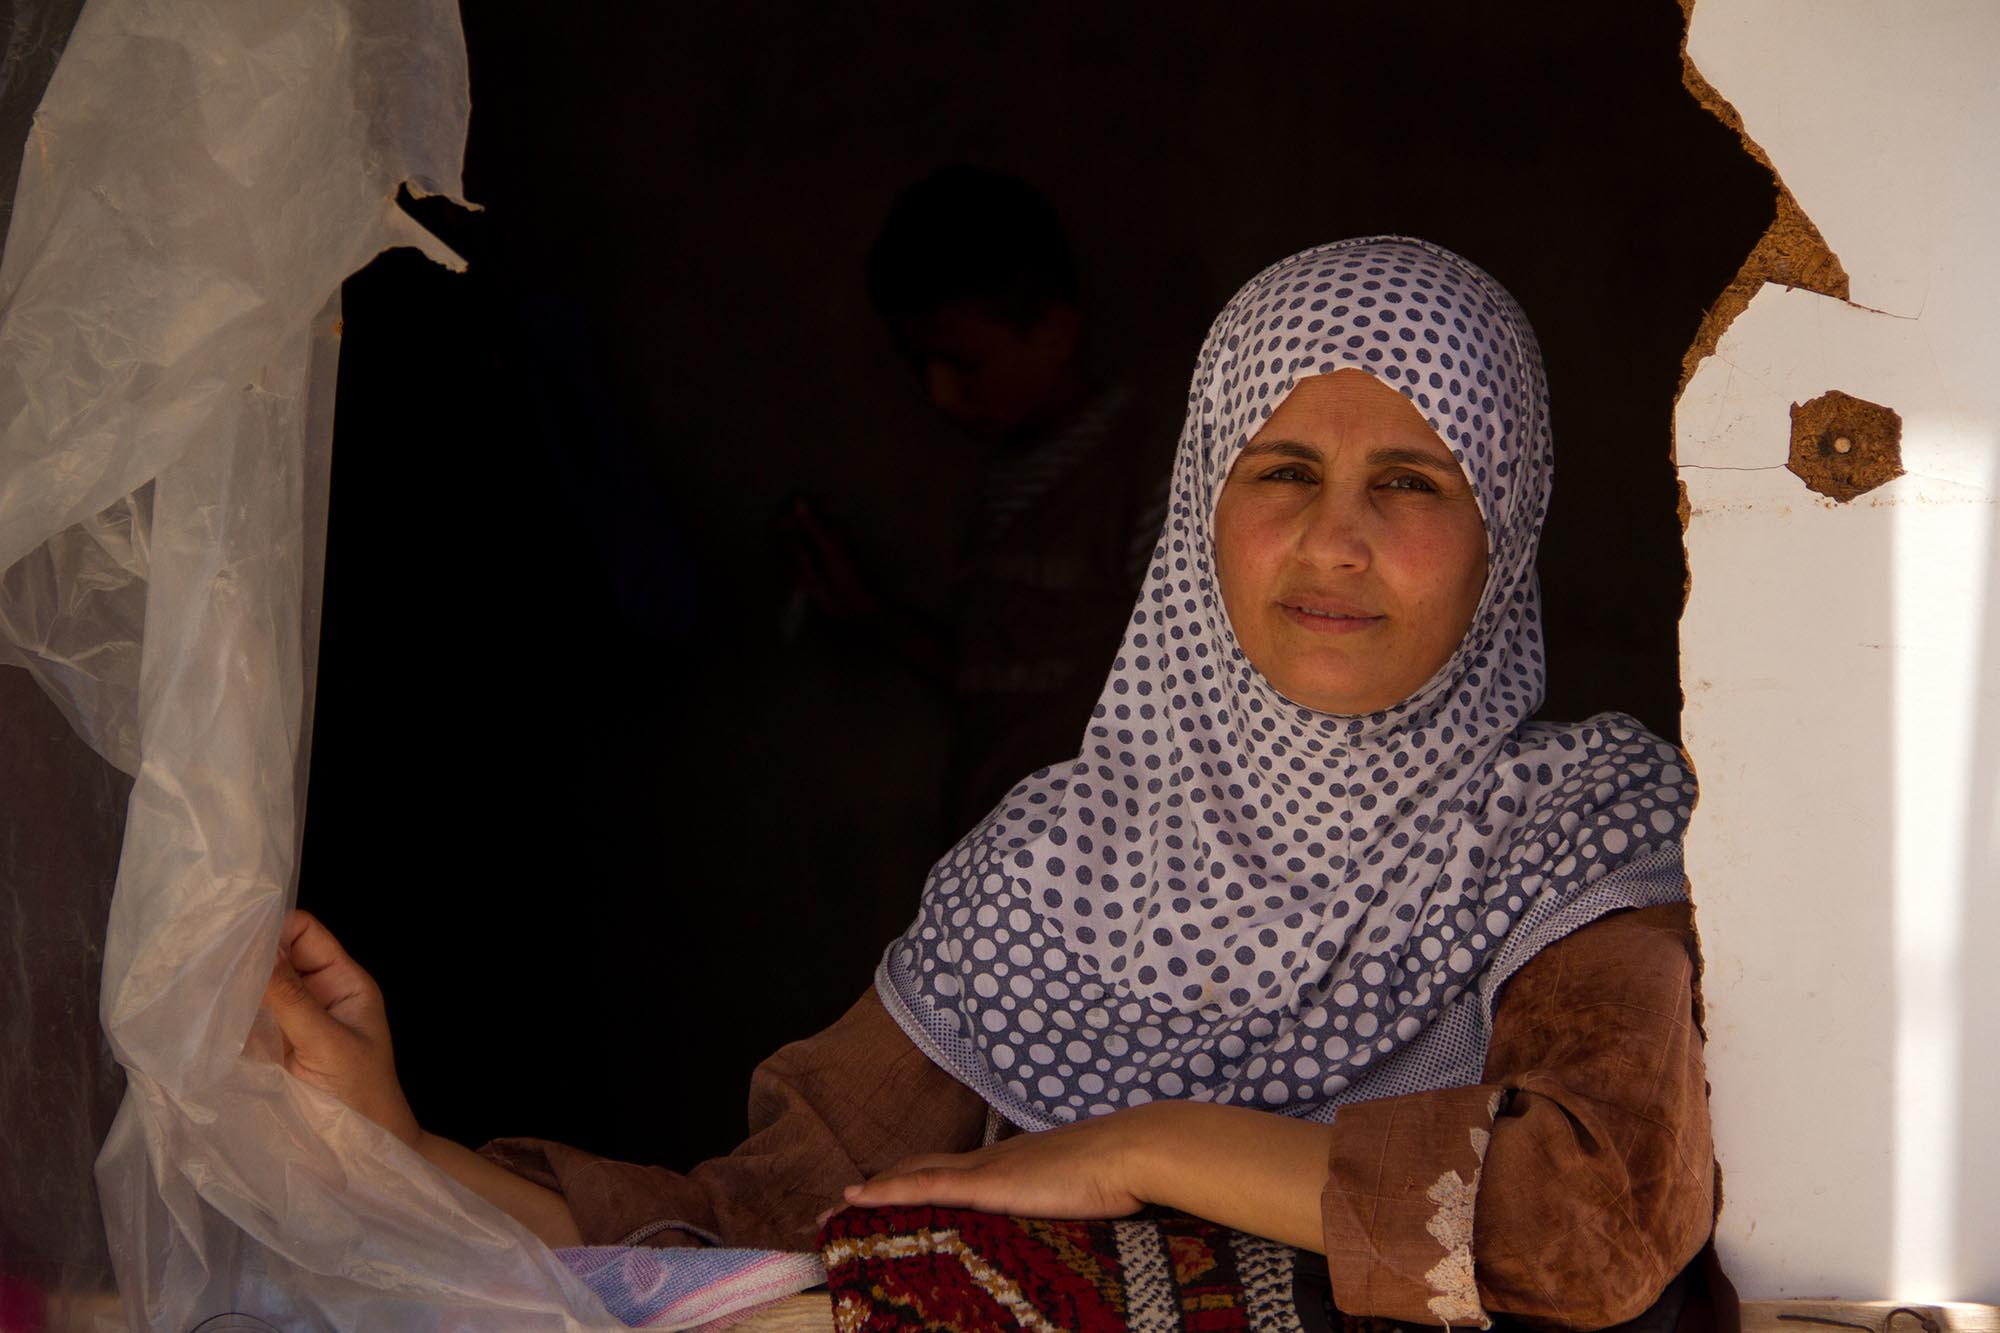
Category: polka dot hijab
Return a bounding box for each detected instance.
[878,238,1694,1130]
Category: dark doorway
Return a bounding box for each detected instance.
[305,1,1768,1167]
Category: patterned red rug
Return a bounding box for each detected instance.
[818,1204,1317,1332]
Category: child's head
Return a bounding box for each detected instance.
[866,166,1086,438]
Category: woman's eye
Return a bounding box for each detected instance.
[1260,465,1314,484]
[1381,473,1439,493]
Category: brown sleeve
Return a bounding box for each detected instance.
[1320,903,1714,1330]
[480,987,990,1250]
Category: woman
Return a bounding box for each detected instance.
[264,237,1712,1327]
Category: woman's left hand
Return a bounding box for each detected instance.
[841,1107,1156,1220]
[834,1100,1336,1251]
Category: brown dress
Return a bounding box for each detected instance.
[484,903,1712,1329]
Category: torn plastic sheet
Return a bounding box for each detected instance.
[0,0,619,1326]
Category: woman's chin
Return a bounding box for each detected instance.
[1266,676,1404,718]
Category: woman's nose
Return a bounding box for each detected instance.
[1295,489,1372,570]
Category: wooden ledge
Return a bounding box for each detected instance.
[729,1290,836,1331]
[1744,1301,2000,1333]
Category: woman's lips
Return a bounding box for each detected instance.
[1279,601,1383,634]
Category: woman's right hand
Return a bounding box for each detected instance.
[261,908,421,1149]
[259,909,585,1247]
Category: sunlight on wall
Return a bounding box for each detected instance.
[1888,418,1994,1297]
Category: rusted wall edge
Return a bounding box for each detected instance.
[1676,0,1850,403]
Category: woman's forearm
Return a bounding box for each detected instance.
[416,1132,584,1250]
[1121,1102,1334,1252]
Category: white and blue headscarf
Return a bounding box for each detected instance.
[878,237,1693,1130]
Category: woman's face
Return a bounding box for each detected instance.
[1214,369,1489,716]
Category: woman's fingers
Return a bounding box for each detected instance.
[262,958,346,1050]
[259,910,422,1147]
[845,1155,1018,1214]
[845,1165,987,1210]
[274,908,386,1036]
[280,911,374,1002]
[843,1134,1139,1221]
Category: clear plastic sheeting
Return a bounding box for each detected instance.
[0,0,618,1327]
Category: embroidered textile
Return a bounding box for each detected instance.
[820,1204,1308,1332]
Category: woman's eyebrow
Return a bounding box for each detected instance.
[1238,439,1462,471]
[1237,440,1321,462]
[1368,444,1460,469]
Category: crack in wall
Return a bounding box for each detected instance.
[1676,0,1851,406]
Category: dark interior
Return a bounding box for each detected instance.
[306,1,1771,1167]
